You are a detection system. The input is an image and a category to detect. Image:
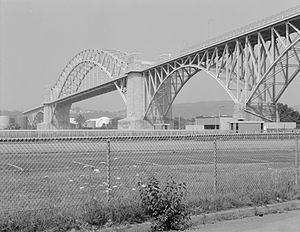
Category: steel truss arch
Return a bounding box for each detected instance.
[144,64,237,124]
[246,36,300,119]
[143,41,246,124]
[144,17,300,124]
[49,49,133,104]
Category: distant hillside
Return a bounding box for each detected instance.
[1,102,234,120]
[0,110,23,118]
[70,101,234,120]
[172,101,234,119]
[6,100,299,121]
[70,107,126,119]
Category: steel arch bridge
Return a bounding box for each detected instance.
[49,49,132,103]
[24,6,300,129]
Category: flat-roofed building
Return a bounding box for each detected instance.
[229,120,264,132]
[194,115,233,130]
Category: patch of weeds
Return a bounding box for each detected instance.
[188,181,300,215]
[138,175,190,231]
[109,198,148,224]
[81,198,147,227]
[0,208,81,232]
[81,200,109,226]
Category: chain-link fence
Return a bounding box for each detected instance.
[0,132,299,214]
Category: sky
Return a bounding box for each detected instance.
[0,0,300,112]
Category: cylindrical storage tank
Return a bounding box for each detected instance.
[16,116,28,129]
[0,116,10,129]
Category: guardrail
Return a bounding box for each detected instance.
[180,5,300,54]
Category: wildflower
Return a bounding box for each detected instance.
[112,185,118,188]
[69,179,73,182]
[94,169,100,173]
[141,184,146,188]
[132,165,137,168]
[115,177,121,180]
[132,188,136,191]
[80,187,84,190]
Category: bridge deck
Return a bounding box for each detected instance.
[143,5,300,72]
[23,105,44,115]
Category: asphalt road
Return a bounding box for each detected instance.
[186,210,300,232]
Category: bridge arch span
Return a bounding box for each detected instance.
[37,49,137,129]
[144,64,238,124]
[49,49,134,104]
[246,36,300,120]
[144,17,300,124]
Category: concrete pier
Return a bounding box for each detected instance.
[118,71,153,129]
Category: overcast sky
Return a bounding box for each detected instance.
[0,0,300,111]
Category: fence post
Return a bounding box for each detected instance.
[213,135,218,194]
[296,135,299,186]
[107,139,111,201]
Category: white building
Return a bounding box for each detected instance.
[193,115,233,130]
[85,117,112,128]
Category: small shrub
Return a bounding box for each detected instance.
[138,176,190,231]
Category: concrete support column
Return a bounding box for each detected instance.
[236,102,280,122]
[118,71,153,130]
[233,103,263,121]
[233,103,247,120]
[37,102,72,130]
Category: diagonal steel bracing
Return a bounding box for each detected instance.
[143,13,300,124]
[46,50,135,125]
[49,49,133,104]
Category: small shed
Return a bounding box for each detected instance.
[229,120,264,132]
[153,124,170,130]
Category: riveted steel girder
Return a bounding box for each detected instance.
[144,15,300,124]
[49,49,132,104]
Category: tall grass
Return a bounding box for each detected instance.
[1,171,299,231]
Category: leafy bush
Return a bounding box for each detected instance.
[138,176,190,231]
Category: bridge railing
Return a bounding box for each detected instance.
[180,5,300,55]
[0,132,299,216]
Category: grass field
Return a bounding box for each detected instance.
[0,136,298,213]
